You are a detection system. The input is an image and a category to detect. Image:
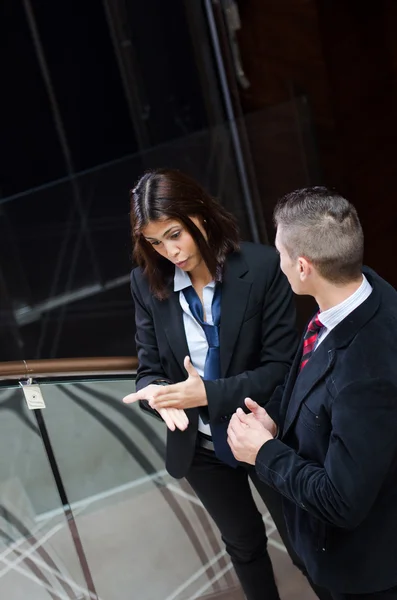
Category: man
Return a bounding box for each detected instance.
[227,187,397,600]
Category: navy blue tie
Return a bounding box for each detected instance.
[183,284,238,467]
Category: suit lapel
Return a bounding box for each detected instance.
[154,291,190,380]
[220,252,251,376]
[282,339,335,438]
[278,346,303,427]
[281,274,381,437]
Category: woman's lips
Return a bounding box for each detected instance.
[176,259,189,268]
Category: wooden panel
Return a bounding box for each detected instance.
[235,0,397,287]
[236,0,341,189]
[317,0,397,286]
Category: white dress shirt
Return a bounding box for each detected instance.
[174,266,215,435]
[315,274,372,350]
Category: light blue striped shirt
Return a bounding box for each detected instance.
[315,274,372,350]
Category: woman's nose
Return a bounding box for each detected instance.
[166,242,179,259]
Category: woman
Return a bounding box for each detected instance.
[123,168,299,600]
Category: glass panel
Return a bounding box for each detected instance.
[0,122,252,363]
[36,377,314,600]
[0,384,94,599]
[0,96,319,361]
[38,377,239,599]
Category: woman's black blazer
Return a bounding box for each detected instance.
[131,242,298,478]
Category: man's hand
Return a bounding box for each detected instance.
[244,398,277,437]
[227,407,273,465]
[122,385,189,431]
[150,357,208,410]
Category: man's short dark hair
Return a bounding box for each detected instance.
[274,186,364,283]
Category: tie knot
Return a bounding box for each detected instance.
[307,313,323,334]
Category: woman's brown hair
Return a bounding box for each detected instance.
[130,168,240,299]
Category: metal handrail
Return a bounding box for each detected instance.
[0,356,138,380]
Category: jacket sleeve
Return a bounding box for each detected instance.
[204,255,298,424]
[255,379,397,528]
[131,270,172,418]
[264,378,288,425]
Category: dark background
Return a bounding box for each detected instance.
[1,0,396,362]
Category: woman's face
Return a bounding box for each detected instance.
[141,216,207,272]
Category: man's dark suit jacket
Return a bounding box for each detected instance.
[257,268,397,594]
[131,242,298,479]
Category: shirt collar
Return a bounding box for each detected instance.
[318,274,372,331]
[174,266,191,292]
[174,266,216,292]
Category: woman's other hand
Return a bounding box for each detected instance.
[123,384,189,431]
[150,356,207,410]
[158,407,189,431]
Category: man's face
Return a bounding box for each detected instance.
[275,226,304,294]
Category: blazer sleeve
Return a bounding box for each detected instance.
[255,379,397,529]
[131,270,172,418]
[264,378,288,425]
[204,254,298,423]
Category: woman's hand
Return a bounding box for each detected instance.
[150,357,208,410]
[158,407,189,431]
[122,384,189,431]
[123,384,162,405]
[123,356,207,413]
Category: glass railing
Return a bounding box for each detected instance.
[0,358,315,599]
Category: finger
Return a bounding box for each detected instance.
[244,397,259,411]
[151,386,181,404]
[159,408,176,431]
[122,391,142,404]
[168,408,183,423]
[153,398,180,410]
[228,413,243,435]
[236,408,261,429]
[172,418,187,431]
[230,412,242,425]
[236,407,251,424]
[177,409,189,428]
[163,408,189,431]
[245,398,265,416]
[152,385,179,400]
[184,355,198,377]
[169,409,189,430]
[227,426,239,448]
[236,409,250,429]
[150,397,176,410]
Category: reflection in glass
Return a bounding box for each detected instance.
[0,384,93,599]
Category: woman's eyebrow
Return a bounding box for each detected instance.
[145,225,179,240]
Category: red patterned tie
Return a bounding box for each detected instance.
[300,313,324,371]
